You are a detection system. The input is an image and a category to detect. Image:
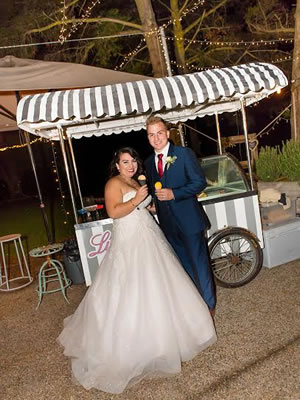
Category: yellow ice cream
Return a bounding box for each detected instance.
[155,182,162,190]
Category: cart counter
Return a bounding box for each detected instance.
[75,219,113,286]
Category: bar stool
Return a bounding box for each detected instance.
[0,233,33,292]
[29,243,71,309]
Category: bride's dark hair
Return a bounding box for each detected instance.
[109,147,143,179]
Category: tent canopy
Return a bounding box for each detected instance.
[0,55,148,133]
[17,62,288,140]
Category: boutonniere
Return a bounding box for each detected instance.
[166,155,177,170]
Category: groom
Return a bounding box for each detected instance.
[145,116,216,314]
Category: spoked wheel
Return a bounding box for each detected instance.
[208,227,263,288]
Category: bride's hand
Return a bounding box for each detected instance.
[133,185,148,205]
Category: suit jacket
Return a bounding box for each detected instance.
[145,143,208,235]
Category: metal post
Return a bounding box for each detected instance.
[23,131,53,243]
[66,135,84,209]
[15,90,53,243]
[240,98,254,190]
[58,126,79,224]
[215,114,223,155]
[178,124,186,147]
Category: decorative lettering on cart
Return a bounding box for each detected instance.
[88,231,111,258]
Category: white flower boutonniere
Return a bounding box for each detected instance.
[166,155,177,170]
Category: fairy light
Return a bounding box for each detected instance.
[59,0,101,44]
[51,141,70,225]
[115,0,205,71]
[167,36,293,47]
[114,38,146,71]
[0,137,42,152]
[253,104,291,140]
[170,59,220,72]
[58,1,68,44]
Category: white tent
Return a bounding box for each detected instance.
[0,55,148,133]
[0,55,148,240]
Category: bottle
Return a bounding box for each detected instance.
[96,204,104,220]
[77,209,88,223]
[90,205,98,221]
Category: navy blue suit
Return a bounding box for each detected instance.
[145,143,216,310]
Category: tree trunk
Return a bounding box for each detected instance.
[291,0,300,141]
[134,0,168,77]
[170,0,187,74]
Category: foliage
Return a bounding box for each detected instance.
[256,140,300,182]
[279,140,300,181]
[255,146,281,181]
[0,0,293,78]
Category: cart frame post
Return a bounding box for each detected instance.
[215,113,223,155]
[66,135,84,209]
[240,98,254,190]
[58,126,78,224]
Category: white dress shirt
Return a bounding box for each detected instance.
[155,142,170,173]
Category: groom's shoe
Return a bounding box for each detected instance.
[209,308,215,318]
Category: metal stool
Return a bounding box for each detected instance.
[29,243,71,309]
[0,233,33,291]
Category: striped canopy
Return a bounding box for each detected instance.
[17,62,288,139]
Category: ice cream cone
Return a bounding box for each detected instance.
[154,181,162,190]
[138,174,147,186]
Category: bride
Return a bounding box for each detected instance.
[57,147,217,394]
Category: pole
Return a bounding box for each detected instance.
[66,135,84,209]
[240,98,254,190]
[15,91,53,244]
[58,126,79,224]
[215,114,223,155]
[23,131,53,243]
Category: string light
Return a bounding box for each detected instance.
[58,0,100,44]
[115,39,146,71]
[170,59,220,71]
[167,36,293,46]
[58,1,68,44]
[0,137,42,152]
[59,0,102,44]
[115,0,205,71]
[51,141,70,225]
[254,104,291,140]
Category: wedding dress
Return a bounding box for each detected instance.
[57,191,216,393]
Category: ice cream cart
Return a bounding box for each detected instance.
[199,153,263,287]
[16,62,288,287]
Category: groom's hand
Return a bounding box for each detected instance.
[155,188,174,201]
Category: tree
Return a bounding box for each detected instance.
[21,0,168,76]
[292,0,300,141]
[244,0,296,140]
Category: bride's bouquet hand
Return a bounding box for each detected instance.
[134,184,148,205]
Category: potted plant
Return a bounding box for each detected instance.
[256,140,300,202]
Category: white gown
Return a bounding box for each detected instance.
[57,191,216,393]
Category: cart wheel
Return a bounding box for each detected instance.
[208,227,263,288]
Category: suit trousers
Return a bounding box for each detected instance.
[158,213,216,310]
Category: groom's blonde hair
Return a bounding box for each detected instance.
[146,115,168,130]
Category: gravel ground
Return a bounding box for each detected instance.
[0,259,299,400]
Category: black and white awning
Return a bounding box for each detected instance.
[17,62,288,139]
